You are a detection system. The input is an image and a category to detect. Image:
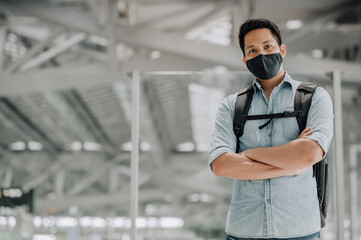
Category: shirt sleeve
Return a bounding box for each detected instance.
[208,94,237,172]
[305,87,334,160]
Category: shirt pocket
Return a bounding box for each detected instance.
[282,106,300,140]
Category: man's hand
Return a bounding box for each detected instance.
[299,126,313,139]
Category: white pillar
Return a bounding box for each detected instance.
[331,69,345,240]
[130,70,140,240]
[349,144,360,240]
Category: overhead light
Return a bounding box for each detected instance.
[92,217,106,228]
[56,217,77,228]
[79,216,92,228]
[188,193,213,203]
[121,142,132,151]
[10,141,26,151]
[33,235,56,240]
[140,141,151,151]
[188,193,200,202]
[175,142,195,152]
[33,216,42,227]
[159,217,184,228]
[149,50,161,60]
[70,141,82,151]
[311,49,323,59]
[28,141,43,151]
[286,20,303,29]
[88,35,108,46]
[83,142,101,151]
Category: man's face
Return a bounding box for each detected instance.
[242,28,286,64]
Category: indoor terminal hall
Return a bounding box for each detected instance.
[0,0,360,240]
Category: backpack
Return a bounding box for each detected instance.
[232,82,329,228]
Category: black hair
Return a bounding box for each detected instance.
[238,18,282,56]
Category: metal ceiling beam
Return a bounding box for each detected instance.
[2,167,13,188]
[3,0,361,80]
[178,1,227,35]
[19,31,87,73]
[109,165,150,193]
[7,24,52,42]
[284,2,357,44]
[65,154,129,197]
[0,72,128,96]
[0,97,62,154]
[43,91,96,143]
[0,142,14,160]
[0,26,7,72]
[62,89,118,154]
[5,27,65,73]
[22,155,65,193]
[0,0,244,69]
[285,30,360,53]
[136,1,206,29]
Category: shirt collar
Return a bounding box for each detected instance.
[252,71,296,92]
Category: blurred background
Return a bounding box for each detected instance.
[0,0,360,240]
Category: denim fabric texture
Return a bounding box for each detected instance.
[208,72,334,238]
[226,231,321,240]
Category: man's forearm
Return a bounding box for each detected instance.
[212,152,295,180]
[243,138,319,171]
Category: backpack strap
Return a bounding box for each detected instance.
[295,82,319,178]
[294,82,319,131]
[233,84,254,153]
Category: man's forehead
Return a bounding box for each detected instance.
[245,39,276,50]
[244,28,276,47]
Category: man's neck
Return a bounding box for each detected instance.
[256,69,286,92]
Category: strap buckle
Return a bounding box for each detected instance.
[284,111,295,117]
[234,127,240,134]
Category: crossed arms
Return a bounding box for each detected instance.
[211,127,325,180]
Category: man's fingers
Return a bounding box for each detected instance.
[300,126,311,135]
[299,127,313,139]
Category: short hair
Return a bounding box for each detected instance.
[238,18,282,56]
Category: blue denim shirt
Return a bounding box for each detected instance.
[208,72,334,238]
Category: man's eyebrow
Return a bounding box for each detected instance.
[245,40,274,50]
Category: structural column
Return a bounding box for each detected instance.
[330,69,345,240]
[130,70,140,240]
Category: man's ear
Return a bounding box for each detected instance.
[280,44,287,58]
[242,56,247,66]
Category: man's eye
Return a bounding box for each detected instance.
[249,49,255,53]
[265,45,272,49]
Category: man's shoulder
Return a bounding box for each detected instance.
[222,92,238,106]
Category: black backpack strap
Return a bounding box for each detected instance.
[295,82,319,178]
[294,82,318,131]
[295,82,329,226]
[233,85,254,153]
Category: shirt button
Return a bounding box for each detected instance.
[266,198,271,203]
[268,133,272,137]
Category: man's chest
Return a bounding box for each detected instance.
[237,88,300,148]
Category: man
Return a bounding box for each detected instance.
[208,18,334,240]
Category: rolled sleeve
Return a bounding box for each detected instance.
[208,94,237,172]
[305,87,334,160]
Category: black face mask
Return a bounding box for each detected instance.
[246,52,283,80]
